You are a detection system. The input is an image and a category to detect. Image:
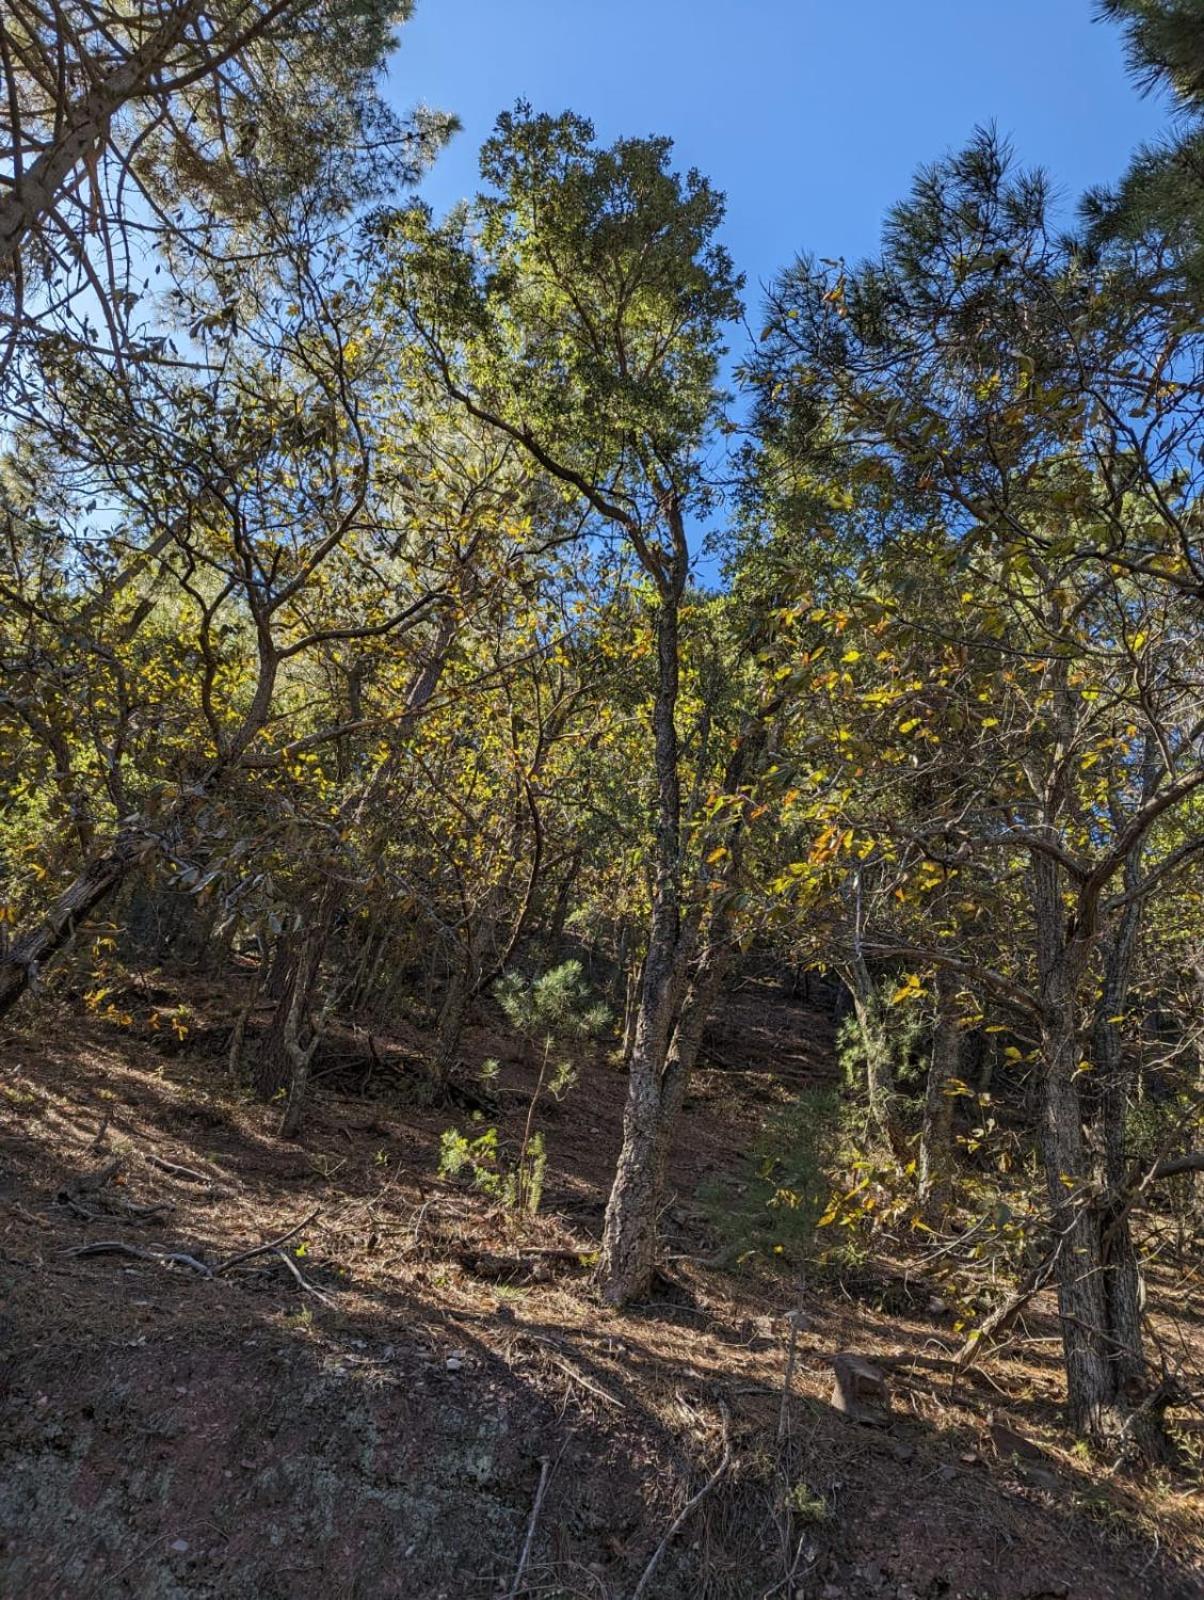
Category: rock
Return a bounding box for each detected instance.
[829,1353,891,1425]
[169,1539,189,1554]
[445,1357,464,1372]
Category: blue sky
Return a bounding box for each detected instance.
[392,0,1169,303]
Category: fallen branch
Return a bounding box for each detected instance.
[955,1237,1065,1373]
[630,1402,732,1600]
[63,1240,212,1276]
[144,1154,216,1186]
[274,1246,335,1308]
[517,1334,625,1410]
[57,1194,176,1225]
[214,1209,320,1276]
[507,1454,553,1600]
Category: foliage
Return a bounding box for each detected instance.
[437,1123,547,1215]
[698,1090,840,1268]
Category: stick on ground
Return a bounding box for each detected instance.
[506,1454,553,1599]
[214,1208,320,1276]
[274,1246,335,1308]
[631,1402,732,1600]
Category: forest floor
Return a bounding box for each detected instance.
[1,970,1202,1600]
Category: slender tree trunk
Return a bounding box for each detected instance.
[278,914,329,1139]
[847,948,907,1160]
[598,591,685,1305]
[227,962,262,1076]
[653,941,729,1196]
[1089,890,1169,1462]
[431,953,473,1092]
[918,965,960,1221]
[620,956,643,1068]
[257,884,336,1111]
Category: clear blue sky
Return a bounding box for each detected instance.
[392,0,1169,304]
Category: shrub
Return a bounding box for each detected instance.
[698,1088,840,1267]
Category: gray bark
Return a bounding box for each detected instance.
[918,965,960,1221]
[598,591,686,1305]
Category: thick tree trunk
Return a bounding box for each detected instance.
[1032,856,1125,1446]
[918,965,960,1221]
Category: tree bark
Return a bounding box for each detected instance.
[278,913,329,1139]
[846,946,907,1160]
[597,589,686,1305]
[1032,854,1123,1446]
[0,826,160,1016]
[1088,880,1169,1461]
[918,965,960,1221]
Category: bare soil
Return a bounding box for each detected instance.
[1,974,1201,1599]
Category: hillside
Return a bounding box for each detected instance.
[2,974,1201,1600]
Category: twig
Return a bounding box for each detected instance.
[507,1454,554,1599]
[778,1300,806,1447]
[955,1235,1066,1374]
[274,1247,335,1308]
[518,1334,625,1410]
[214,1209,320,1276]
[630,1402,732,1600]
[144,1154,216,1186]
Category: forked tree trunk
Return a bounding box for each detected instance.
[1032,855,1131,1449]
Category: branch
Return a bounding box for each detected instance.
[630,1403,732,1600]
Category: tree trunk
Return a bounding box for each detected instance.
[620,955,643,1068]
[1089,889,1169,1462]
[653,941,729,1197]
[597,590,685,1305]
[918,965,959,1221]
[256,888,335,1112]
[0,7,199,273]
[430,955,473,1093]
[227,963,262,1077]
[1032,855,1122,1446]
[0,827,159,1016]
[278,916,328,1139]
[847,948,907,1160]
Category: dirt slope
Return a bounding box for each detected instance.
[0,978,1201,1599]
